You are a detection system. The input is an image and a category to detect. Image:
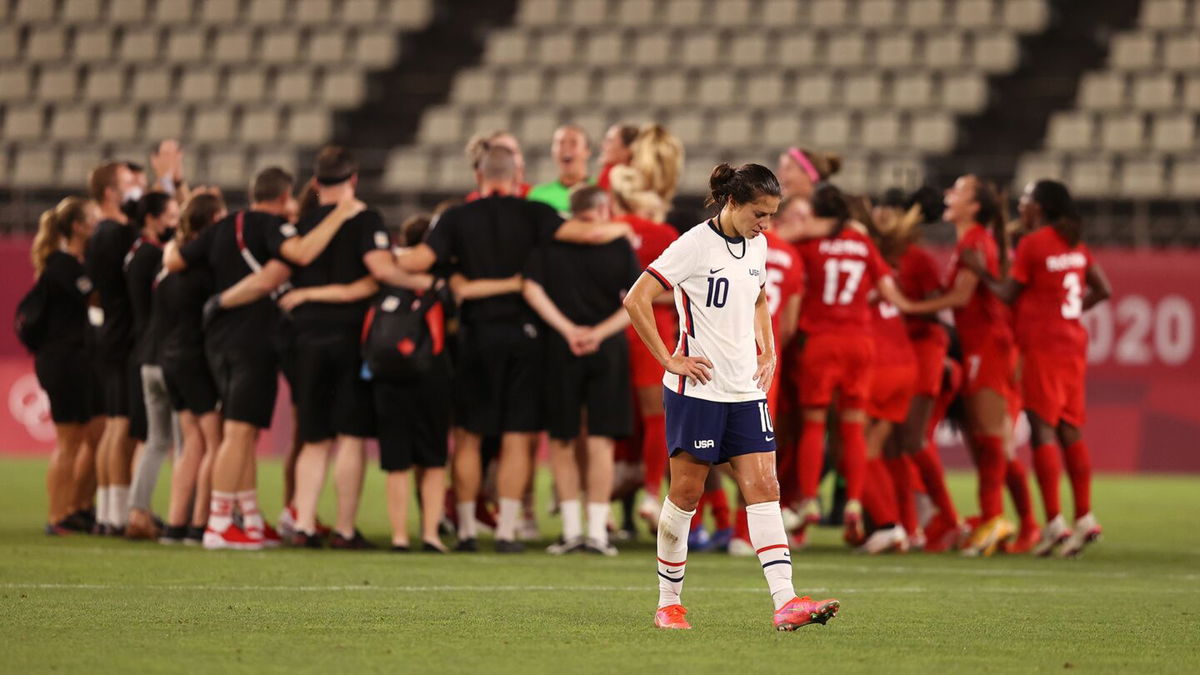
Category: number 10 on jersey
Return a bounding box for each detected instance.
[706,277,729,308]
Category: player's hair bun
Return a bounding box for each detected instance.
[706,163,782,209]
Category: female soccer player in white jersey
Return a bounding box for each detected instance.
[624,164,839,631]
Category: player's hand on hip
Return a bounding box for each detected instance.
[753,351,776,392]
[665,354,713,386]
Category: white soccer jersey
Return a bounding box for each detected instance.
[646,220,768,403]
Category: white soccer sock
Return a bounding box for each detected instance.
[656,497,695,609]
[746,501,796,610]
[236,490,264,532]
[560,499,583,541]
[586,502,609,543]
[456,501,477,539]
[496,497,521,542]
[96,487,110,526]
[110,485,130,528]
[208,491,235,532]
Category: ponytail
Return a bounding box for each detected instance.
[31,197,89,277]
[810,182,851,237]
[706,162,781,210]
[969,176,1009,271]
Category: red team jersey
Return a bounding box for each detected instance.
[1010,226,1093,357]
[897,244,948,347]
[623,214,680,387]
[947,224,1014,349]
[762,230,804,340]
[796,228,890,337]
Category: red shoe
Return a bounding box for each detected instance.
[654,604,691,630]
[314,518,332,537]
[1003,522,1041,554]
[246,522,282,549]
[773,596,840,631]
[203,523,263,551]
[842,503,865,547]
[923,514,967,553]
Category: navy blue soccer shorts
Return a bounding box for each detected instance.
[663,387,777,464]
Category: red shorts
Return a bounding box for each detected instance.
[868,362,918,424]
[795,333,874,409]
[910,336,948,398]
[962,334,1018,401]
[1021,349,1086,427]
[627,310,677,388]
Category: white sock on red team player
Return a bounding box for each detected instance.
[456,501,477,540]
[746,501,797,610]
[208,491,235,532]
[236,490,264,533]
[496,497,521,541]
[657,497,695,608]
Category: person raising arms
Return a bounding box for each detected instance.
[625,163,839,632]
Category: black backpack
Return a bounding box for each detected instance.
[361,284,449,382]
[14,278,49,353]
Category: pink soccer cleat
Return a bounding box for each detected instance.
[773,595,840,631]
[654,604,692,630]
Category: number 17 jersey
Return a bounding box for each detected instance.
[795,228,890,337]
[1010,226,1093,356]
[646,220,768,403]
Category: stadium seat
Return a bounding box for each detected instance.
[973,33,1019,73]
[842,72,884,109]
[810,0,851,28]
[294,0,334,25]
[109,0,149,23]
[308,29,349,64]
[49,104,94,142]
[681,34,721,67]
[697,73,737,104]
[37,66,81,103]
[1132,74,1177,110]
[955,0,997,29]
[892,72,935,109]
[157,0,195,24]
[647,72,689,106]
[27,27,69,62]
[776,32,819,66]
[247,0,288,24]
[83,66,128,103]
[567,0,610,26]
[1168,156,1200,197]
[1014,153,1066,189]
[518,109,561,145]
[762,111,804,147]
[207,148,250,188]
[503,70,544,105]
[1150,112,1195,151]
[0,70,33,102]
[632,32,673,67]
[119,27,162,61]
[60,145,105,186]
[794,73,836,107]
[875,32,917,68]
[537,33,577,64]
[97,105,140,141]
[1139,0,1188,29]
[451,69,499,105]
[166,27,209,62]
[0,27,20,61]
[211,28,254,63]
[664,110,708,148]
[342,0,381,24]
[486,31,530,65]
[599,71,640,105]
[857,0,900,28]
[273,69,315,104]
[874,156,925,192]
[193,107,234,143]
[199,0,242,24]
[433,152,475,192]
[1067,155,1114,197]
[905,0,947,28]
[11,146,58,187]
[74,27,115,60]
[261,29,302,64]
[321,69,366,108]
[582,29,624,66]
[911,113,957,152]
[812,112,852,147]
[383,149,432,191]
[1077,72,1127,110]
[941,73,988,113]
[1119,157,1166,197]
[227,68,269,103]
[713,0,755,26]
[1185,76,1200,109]
[746,72,785,107]
[761,0,804,25]
[179,68,221,103]
[354,29,399,66]
[516,0,561,26]
[387,0,434,28]
[1002,0,1049,32]
[1163,34,1200,71]
[861,111,902,150]
[1109,32,1158,70]
[662,0,706,28]
[712,113,755,150]
[16,0,57,23]
[418,106,465,145]
[826,34,868,68]
[145,106,187,139]
[68,0,107,24]
[1046,112,1095,151]
[130,66,174,102]
[471,108,513,136]
[1100,112,1146,152]
[286,109,329,145]
[923,32,966,69]
[550,69,592,106]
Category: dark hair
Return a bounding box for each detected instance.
[569,185,608,216]
[810,183,851,236]
[314,145,357,185]
[615,123,640,149]
[879,187,907,209]
[400,214,433,248]
[179,193,224,243]
[967,176,1009,270]
[251,167,295,203]
[88,161,124,203]
[1031,179,1082,247]
[124,160,144,174]
[905,185,945,224]
[706,163,781,209]
[296,178,320,224]
[135,192,172,230]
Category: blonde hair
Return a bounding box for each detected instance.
[630,123,684,203]
[32,197,90,277]
[464,129,517,169]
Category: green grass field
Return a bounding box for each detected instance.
[2,456,1198,674]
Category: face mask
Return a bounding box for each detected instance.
[123,186,144,204]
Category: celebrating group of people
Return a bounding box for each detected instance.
[23,120,1108,583]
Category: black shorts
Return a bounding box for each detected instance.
[127,357,148,441]
[276,314,299,405]
[293,330,374,443]
[162,353,219,416]
[97,354,130,417]
[454,322,543,436]
[206,342,278,429]
[543,335,633,441]
[374,370,451,472]
[35,349,97,424]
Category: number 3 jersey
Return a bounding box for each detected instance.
[646,220,768,403]
[795,228,890,337]
[1010,226,1093,356]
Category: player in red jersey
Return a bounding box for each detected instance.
[607,166,680,529]
[776,147,841,202]
[965,180,1111,557]
[598,123,639,191]
[904,175,1028,556]
[791,185,918,547]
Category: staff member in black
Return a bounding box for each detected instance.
[123,192,180,539]
[523,186,639,556]
[156,193,225,544]
[84,161,141,535]
[29,197,101,533]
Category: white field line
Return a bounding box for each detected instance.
[2,582,1197,594]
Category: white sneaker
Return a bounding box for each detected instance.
[858,526,909,555]
[728,537,755,557]
[638,494,660,533]
[545,536,585,555]
[1033,514,1071,557]
[1059,513,1102,558]
[781,506,802,532]
[277,506,296,540]
[584,537,618,557]
[519,517,540,542]
[915,493,937,530]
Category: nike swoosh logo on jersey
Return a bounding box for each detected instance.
[765,436,775,441]
[709,267,724,274]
